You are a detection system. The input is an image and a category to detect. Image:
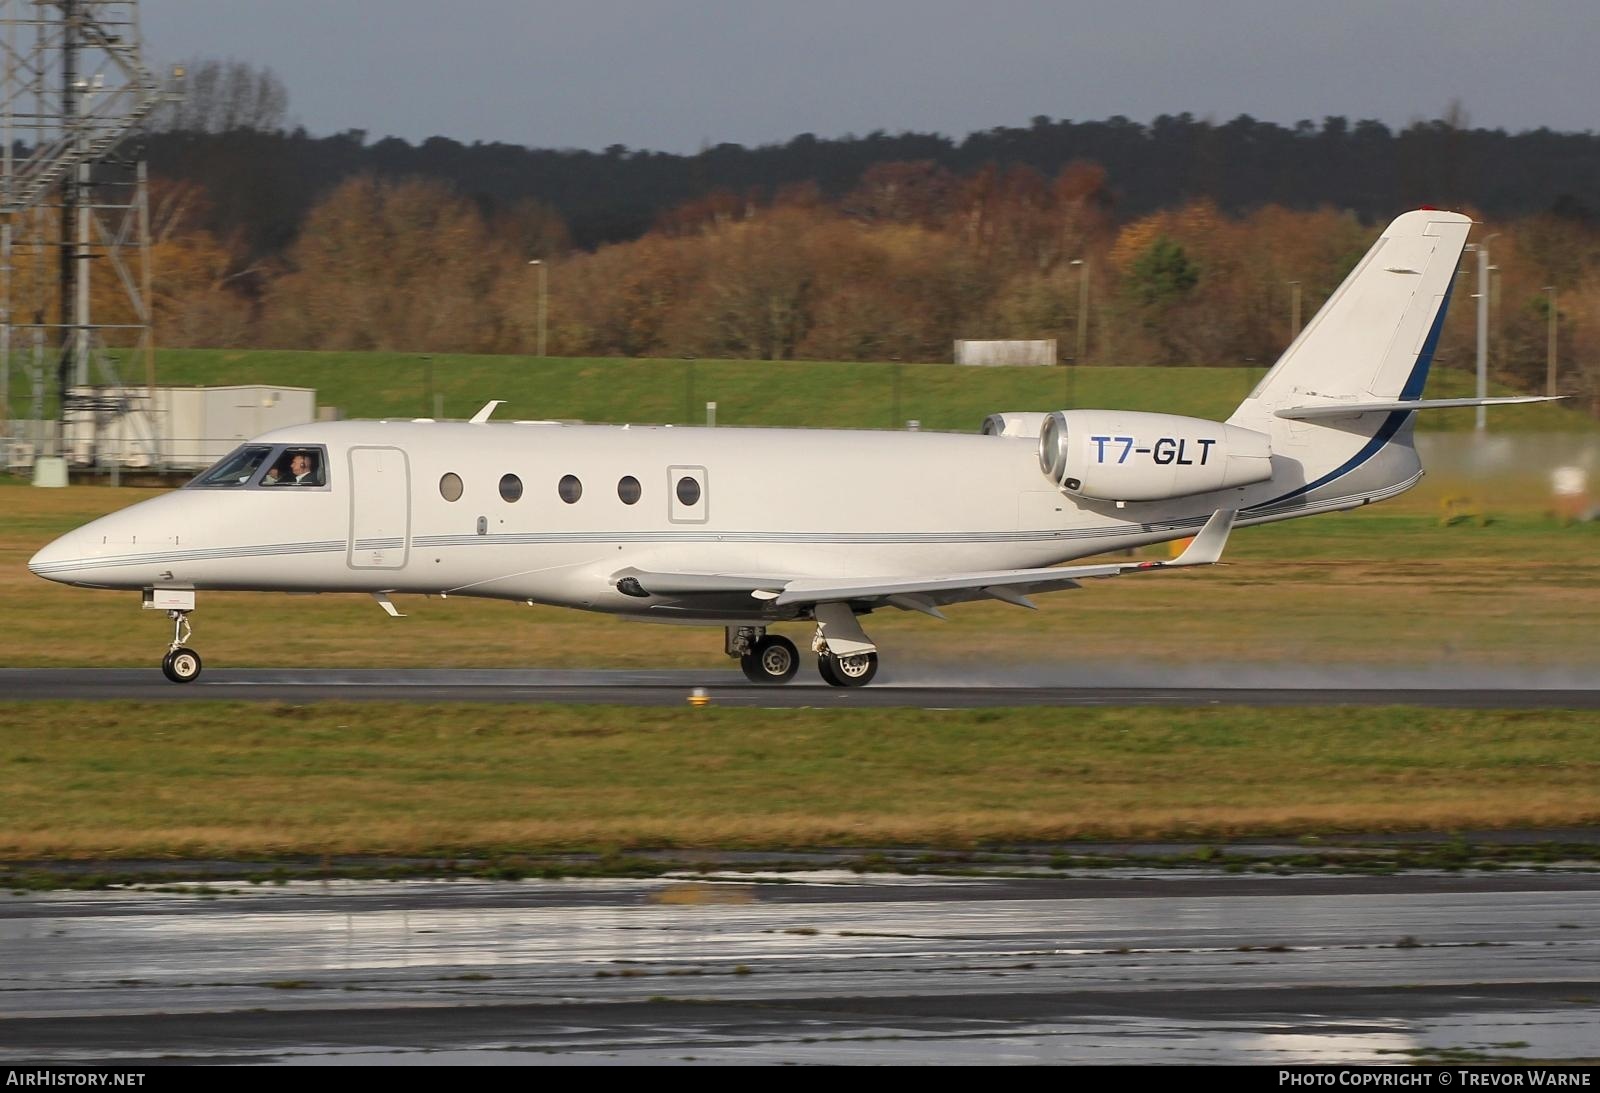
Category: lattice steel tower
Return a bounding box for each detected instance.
[0,0,167,469]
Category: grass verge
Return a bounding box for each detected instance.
[1,702,1596,861]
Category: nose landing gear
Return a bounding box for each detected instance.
[160,609,202,683]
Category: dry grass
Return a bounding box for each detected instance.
[0,702,1596,859]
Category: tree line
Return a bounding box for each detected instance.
[45,61,1600,411]
[99,165,1593,412]
[143,96,1600,255]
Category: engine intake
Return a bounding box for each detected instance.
[1038,409,1272,502]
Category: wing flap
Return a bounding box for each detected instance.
[611,509,1237,611]
[772,509,1236,607]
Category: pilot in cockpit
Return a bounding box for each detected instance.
[265,450,320,486]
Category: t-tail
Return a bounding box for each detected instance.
[1226,209,1554,517]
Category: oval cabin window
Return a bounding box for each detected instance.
[499,473,523,502]
[558,474,583,504]
[439,472,463,502]
[675,476,701,506]
[617,475,641,505]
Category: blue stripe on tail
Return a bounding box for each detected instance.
[1251,273,1456,511]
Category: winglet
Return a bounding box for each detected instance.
[470,400,506,424]
[1170,509,1236,567]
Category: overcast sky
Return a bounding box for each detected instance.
[141,0,1599,152]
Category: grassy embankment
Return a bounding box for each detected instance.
[1,703,1597,859]
[29,347,1594,433]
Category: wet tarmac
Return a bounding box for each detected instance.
[3,868,1598,1065]
[4,667,1600,708]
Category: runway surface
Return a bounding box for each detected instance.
[4,667,1600,707]
[3,868,1598,1065]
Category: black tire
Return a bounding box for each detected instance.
[162,646,202,684]
[741,635,799,684]
[818,650,878,688]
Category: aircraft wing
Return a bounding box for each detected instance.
[612,509,1236,613]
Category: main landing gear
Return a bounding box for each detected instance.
[817,649,879,687]
[160,609,202,683]
[725,609,881,688]
[728,626,799,684]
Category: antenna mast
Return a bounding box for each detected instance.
[0,0,167,478]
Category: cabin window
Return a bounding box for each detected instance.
[439,472,463,502]
[675,476,701,506]
[617,475,641,505]
[558,474,583,503]
[499,473,523,502]
[190,445,273,488]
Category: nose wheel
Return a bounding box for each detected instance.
[162,646,203,683]
[160,610,203,683]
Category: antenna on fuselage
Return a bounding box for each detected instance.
[469,400,506,424]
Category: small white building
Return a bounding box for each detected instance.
[58,385,317,470]
[954,339,1058,367]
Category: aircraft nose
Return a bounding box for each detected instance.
[28,533,76,583]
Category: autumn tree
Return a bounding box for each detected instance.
[260,176,525,352]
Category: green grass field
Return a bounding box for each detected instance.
[17,348,1590,433]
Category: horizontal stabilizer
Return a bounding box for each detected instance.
[1275,396,1562,420]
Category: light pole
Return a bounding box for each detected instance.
[1069,258,1089,365]
[1287,280,1302,342]
[1464,242,1491,433]
[528,259,548,358]
[890,356,903,428]
[1545,286,1558,397]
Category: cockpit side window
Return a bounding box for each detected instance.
[190,445,274,488]
[262,447,326,487]
[188,444,329,489]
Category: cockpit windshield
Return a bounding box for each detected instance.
[191,445,273,488]
[188,444,329,489]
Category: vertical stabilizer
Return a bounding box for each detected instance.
[1229,210,1472,433]
[1227,210,1472,513]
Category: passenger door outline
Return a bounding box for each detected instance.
[347,445,411,569]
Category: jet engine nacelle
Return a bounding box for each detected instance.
[981,411,1052,438]
[1038,409,1272,502]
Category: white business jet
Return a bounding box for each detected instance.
[29,210,1556,686]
